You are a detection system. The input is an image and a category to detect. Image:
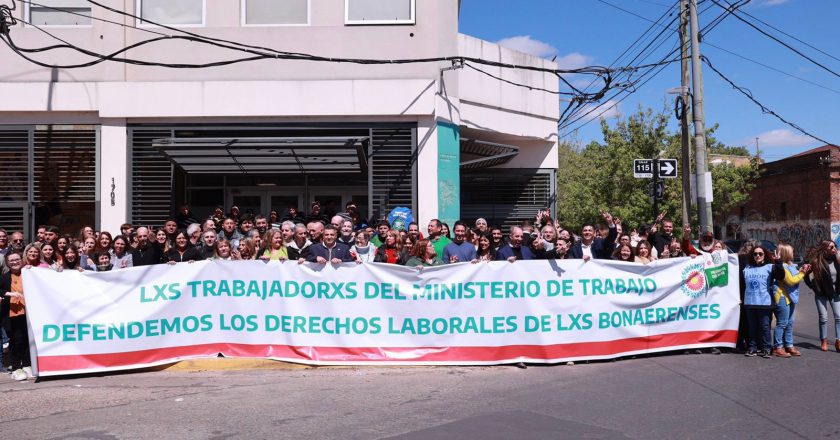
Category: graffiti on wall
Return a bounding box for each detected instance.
[727,217,830,258]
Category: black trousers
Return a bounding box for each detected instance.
[6,315,30,370]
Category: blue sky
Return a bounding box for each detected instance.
[459,0,839,161]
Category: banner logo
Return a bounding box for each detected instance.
[681,263,707,298]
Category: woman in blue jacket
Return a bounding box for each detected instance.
[740,245,786,358]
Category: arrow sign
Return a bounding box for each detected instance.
[658,159,678,179]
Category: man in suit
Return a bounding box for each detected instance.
[569,210,617,260]
[495,226,536,262]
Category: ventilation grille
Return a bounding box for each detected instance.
[130,129,174,228]
[0,130,29,202]
[34,129,96,203]
[0,205,27,234]
[369,128,415,221]
[461,171,552,232]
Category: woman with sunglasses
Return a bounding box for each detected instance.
[804,240,840,352]
[741,245,792,357]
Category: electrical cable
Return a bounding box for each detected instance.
[723,0,840,64]
[704,41,840,95]
[702,55,833,146]
[710,0,840,78]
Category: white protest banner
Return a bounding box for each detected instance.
[23,252,739,376]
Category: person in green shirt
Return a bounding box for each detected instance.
[427,219,451,257]
[404,239,444,268]
[370,220,391,248]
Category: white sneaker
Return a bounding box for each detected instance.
[11,369,27,381]
[2,342,9,349]
[22,366,33,379]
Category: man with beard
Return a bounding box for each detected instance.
[443,221,477,264]
[427,219,452,258]
[254,215,269,235]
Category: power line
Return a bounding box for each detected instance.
[710,0,840,79]
[722,0,840,64]
[702,55,833,146]
[704,41,840,95]
[559,0,747,136]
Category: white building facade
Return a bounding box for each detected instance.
[0,0,558,236]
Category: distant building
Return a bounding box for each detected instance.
[709,154,754,167]
[724,144,839,257]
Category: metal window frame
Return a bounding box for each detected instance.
[240,0,311,27]
[136,0,207,27]
[24,1,93,28]
[344,0,416,25]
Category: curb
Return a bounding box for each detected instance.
[163,358,312,372]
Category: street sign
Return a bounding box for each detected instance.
[649,181,665,200]
[658,159,678,179]
[634,159,653,178]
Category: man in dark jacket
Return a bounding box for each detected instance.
[569,210,617,260]
[306,226,353,264]
[131,227,163,266]
[495,226,536,262]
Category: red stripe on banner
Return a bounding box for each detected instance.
[37,330,737,374]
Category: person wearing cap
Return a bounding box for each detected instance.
[680,224,713,255]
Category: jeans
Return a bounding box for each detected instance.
[814,294,840,340]
[746,306,772,351]
[774,302,796,348]
[0,326,6,368]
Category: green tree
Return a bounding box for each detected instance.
[556,107,760,233]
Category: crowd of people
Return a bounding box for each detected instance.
[1,201,838,380]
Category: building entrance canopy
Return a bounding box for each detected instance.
[153,136,369,174]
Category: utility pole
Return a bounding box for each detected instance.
[679,0,692,230]
[689,0,713,234]
[652,158,660,221]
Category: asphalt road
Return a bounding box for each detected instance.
[1,286,839,440]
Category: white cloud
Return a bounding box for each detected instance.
[496,35,558,58]
[555,52,595,70]
[577,99,622,122]
[750,129,816,148]
[753,0,790,6]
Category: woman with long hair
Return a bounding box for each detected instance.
[154,228,171,253]
[23,244,49,268]
[771,244,811,357]
[164,229,201,263]
[55,235,69,265]
[404,239,444,268]
[213,238,238,261]
[804,240,840,352]
[238,238,256,261]
[476,233,495,262]
[79,235,97,270]
[41,243,58,269]
[60,245,84,272]
[110,235,133,269]
[375,230,404,264]
[612,243,635,262]
[741,245,787,357]
[634,240,654,264]
[1,253,33,381]
[94,231,113,256]
[257,229,288,261]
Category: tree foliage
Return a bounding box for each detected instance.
[556,107,761,233]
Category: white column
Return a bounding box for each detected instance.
[99,119,128,234]
[416,117,438,229]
